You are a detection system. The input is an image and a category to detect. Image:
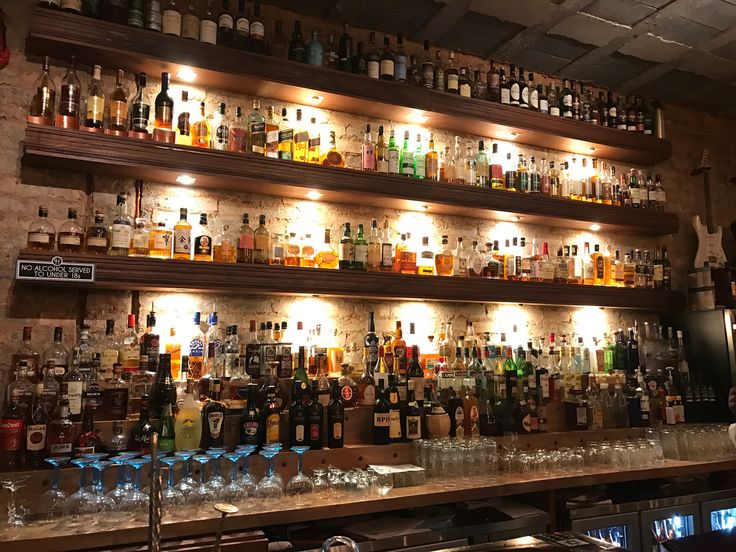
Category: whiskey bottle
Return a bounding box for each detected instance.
[29,56,56,125]
[193,213,213,261]
[216,0,234,46]
[233,0,249,49]
[127,0,144,27]
[129,72,150,134]
[199,1,217,44]
[212,102,229,150]
[27,206,56,251]
[361,124,375,171]
[130,393,154,453]
[379,36,395,80]
[46,396,74,458]
[103,363,128,420]
[446,50,459,94]
[277,108,294,160]
[106,68,128,132]
[110,193,133,256]
[306,29,324,66]
[150,353,177,419]
[288,20,306,62]
[172,207,192,260]
[365,31,380,78]
[253,214,271,264]
[59,57,82,128]
[154,72,174,131]
[353,224,368,270]
[230,106,248,151]
[161,0,182,35]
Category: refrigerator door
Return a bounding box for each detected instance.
[640,504,700,552]
[701,497,736,531]
[571,512,640,551]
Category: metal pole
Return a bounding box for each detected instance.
[148,432,162,552]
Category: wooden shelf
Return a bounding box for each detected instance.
[4,456,735,552]
[16,251,686,311]
[23,126,680,237]
[26,7,672,166]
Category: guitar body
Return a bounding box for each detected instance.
[693,215,727,268]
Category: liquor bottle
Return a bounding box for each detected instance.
[363,219,381,272]
[82,64,105,130]
[190,101,211,148]
[46,396,74,458]
[24,384,48,469]
[29,56,56,125]
[110,193,133,256]
[231,0,249,49]
[173,382,201,451]
[560,79,573,118]
[327,379,345,448]
[129,72,150,134]
[288,379,309,447]
[475,141,489,186]
[416,236,434,276]
[260,385,280,444]
[153,72,175,132]
[276,108,294,160]
[201,379,226,448]
[355,124,375,173]
[39,361,60,418]
[386,374,402,442]
[403,387,421,441]
[83,212,108,255]
[371,380,390,445]
[74,402,102,456]
[249,214,269,264]
[422,133,438,180]
[338,22,352,72]
[57,57,83,130]
[338,223,353,270]
[320,130,345,167]
[27,206,56,251]
[351,41,367,74]
[365,31,380,78]
[150,352,177,419]
[305,29,324,66]
[315,228,338,269]
[56,208,83,253]
[236,383,259,446]
[446,50,459,94]
[434,235,454,277]
[420,40,434,88]
[83,352,104,413]
[407,345,425,405]
[161,0,182,35]
[379,36,395,80]
[102,363,128,420]
[385,129,399,174]
[10,327,39,386]
[208,102,228,150]
[394,32,407,83]
[191,213,212,262]
[352,224,368,270]
[62,350,85,421]
[413,133,426,179]
[398,131,414,177]
[130,393,154,453]
[392,321,407,376]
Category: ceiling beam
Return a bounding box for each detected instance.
[330,0,368,21]
[487,0,596,60]
[619,21,736,93]
[414,0,472,43]
[558,0,686,78]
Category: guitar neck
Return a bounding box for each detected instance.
[703,170,715,233]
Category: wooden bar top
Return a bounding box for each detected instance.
[2,457,734,552]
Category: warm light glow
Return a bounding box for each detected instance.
[510,215,521,222]
[590,223,601,231]
[572,306,607,345]
[176,174,196,185]
[286,297,334,329]
[408,110,429,124]
[508,132,518,139]
[307,95,324,105]
[490,305,529,343]
[176,67,198,82]
[589,147,596,153]
[397,211,434,240]
[396,302,435,338]
[305,190,323,200]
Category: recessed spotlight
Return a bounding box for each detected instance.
[307,95,324,105]
[510,215,521,222]
[176,67,197,82]
[305,190,323,200]
[408,111,429,124]
[508,132,518,139]
[422,204,430,211]
[590,223,601,231]
[589,147,596,153]
[176,174,196,185]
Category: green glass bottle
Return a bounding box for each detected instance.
[387,130,400,174]
[294,346,309,387]
[352,223,368,270]
[338,223,353,270]
[158,402,176,452]
[399,130,414,177]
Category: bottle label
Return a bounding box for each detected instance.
[361,384,375,405]
[87,235,106,248]
[389,410,401,438]
[132,231,148,250]
[576,406,587,425]
[309,422,321,441]
[207,411,224,438]
[236,17,250,33]
[339,242,353,262]
[380,60,394,78]
[28,232,50,244]
[381,243,393,268]
[59,235,81,246]
[181,14,199,39]
[250,21,264,39]
[294,424,305,443]
[415,155,426,177]
[406,415,420,439]
[242,420,259,437]
[395,56,407,81]
[413,379,425,402]
[447,74,459,92]
[374,412,390,427]
[219,13,233,29]
[332,421,343,440]
[0,419,24,452]
[354,243,368,264]
[110,100,128,128]
[194,235,212,257]
[426,156,438,179]
[510,83,520,102]
[238,232,254,250]
[367,61,380,79]
[501,88,510,104]
[26,424,47,451]
[388,149,399,174]
[61,0,81,10]
[49,441,72,455]
[111,223,132,249]
[550,106,560,116]
[401,151,414,175]
[162,9,181,35]
[340,385,353,402]
[460,83,471,97]
[67,381,83,415]
[60,84,81,117]
[146,1,162,31]
[530,89,538,109]
[540,99,548,113]
[362,144,375,170]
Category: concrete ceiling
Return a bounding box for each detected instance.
[262,0,736,116]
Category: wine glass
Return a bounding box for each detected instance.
[0,474,30,528]
[119,457,150,521]
[159,457,185,516]
[187,454,216,510]
[175,450,198,497]
[106,453,137,507]
[38,456,70,524]
[222,452,248,503]
[235,445,258,498]
[262,443,284,488]
[255,449,284,503]
[205,448,227,495]
[89,461,118,525]
[63,458,96,526]
[286,446,314,504]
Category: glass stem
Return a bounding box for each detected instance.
[185,458,192,479]
[267,456,274,478]
[243,455,250,477]
[167,466,175,489]
[116,464,125,488]
[297,452,304,475]
[212,457,220,478]
[200,463,208,486]
[52,467,60,491]
[133,467,141,491]
[231,461,238,482]
[79,466,87,490]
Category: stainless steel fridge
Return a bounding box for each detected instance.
[661,307,736,422]
[640,504,700,552]
[701,497,736,531]
[570,512,640,551]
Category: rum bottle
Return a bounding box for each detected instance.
[239,383,260,446]
[201,379,226,448]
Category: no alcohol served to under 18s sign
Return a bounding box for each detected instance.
[16,256,95,282]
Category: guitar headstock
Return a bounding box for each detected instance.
[692,148,711,175]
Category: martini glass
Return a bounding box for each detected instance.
[222,452,248,503]
[119,457,150,522]
[0,474,30,528]
[235,445,258,498]
[159,457,185,516]
[286,446,314,504]
[63,458,96,526]
[38,456,70,524]
[262,443,284,488]
[189,454,216,510]
[205,448,227,495]
[140,451,167,495]
[256,449,284,504]
[82,452,108,492]
[89,461,118,525]
[175,450,198,497]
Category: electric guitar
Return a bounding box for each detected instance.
[692,149,727,269]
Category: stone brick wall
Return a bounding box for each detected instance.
[1,1,734,390]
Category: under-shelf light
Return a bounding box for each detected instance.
[176,67,198,83]
[510,215,521,222]
[590,223,601,231]
[305,190,323,200]
[307,95,324,105]
[176,174,196,185]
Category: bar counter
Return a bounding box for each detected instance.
[3,456,734,552]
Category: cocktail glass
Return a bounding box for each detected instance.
[38,457,70,524]
[286,446,314,504]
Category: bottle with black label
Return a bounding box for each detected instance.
[404,388,421,441]
[308,379,324,450]
[373,380,390,445]
[129,393,153,453]
[288,379,309,447]
[327,379,344,448]
[387,374,402,443]
[239,383,261,446]
[201,379,227,448]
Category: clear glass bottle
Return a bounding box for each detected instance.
[58,208,84,253]
[129,217,150,257]
[59,56,82,127]
[29,56,56,124]
[110,193,133,256]
[43,327,69,381]
[85,212,108,254]
[191,101,211,148]
[475,140,489,186]
[213,224,237,263]
[253,214,271,264]
[27,206,56,251]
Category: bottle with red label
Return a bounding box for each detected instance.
[288,379,308,447]
[327,378,344,449]
[47,396,74,458]
[74,402,102,456]
[25,383,49,469]
[337,363,357,408]
[1,361,34,470]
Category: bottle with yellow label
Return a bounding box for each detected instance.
[84,64,105,129]
[315,228,338,269]
[262,385,281,444]
[293,108,309,162]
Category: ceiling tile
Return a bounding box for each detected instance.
[679,52,736,80]
[567,53,656,86]
[352,0,443,36]
[262,0,338,18]
[636,69,711,101]
[583,0,655,26]
[618,33,691,62]
[548,13,629,47]
[714,38,736,60]
[532,34,594,60]
[650,15,722,45]
[512,48,570,74]
[469,0,559,26]
[437,12,523,55]
[667,0,736,32]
